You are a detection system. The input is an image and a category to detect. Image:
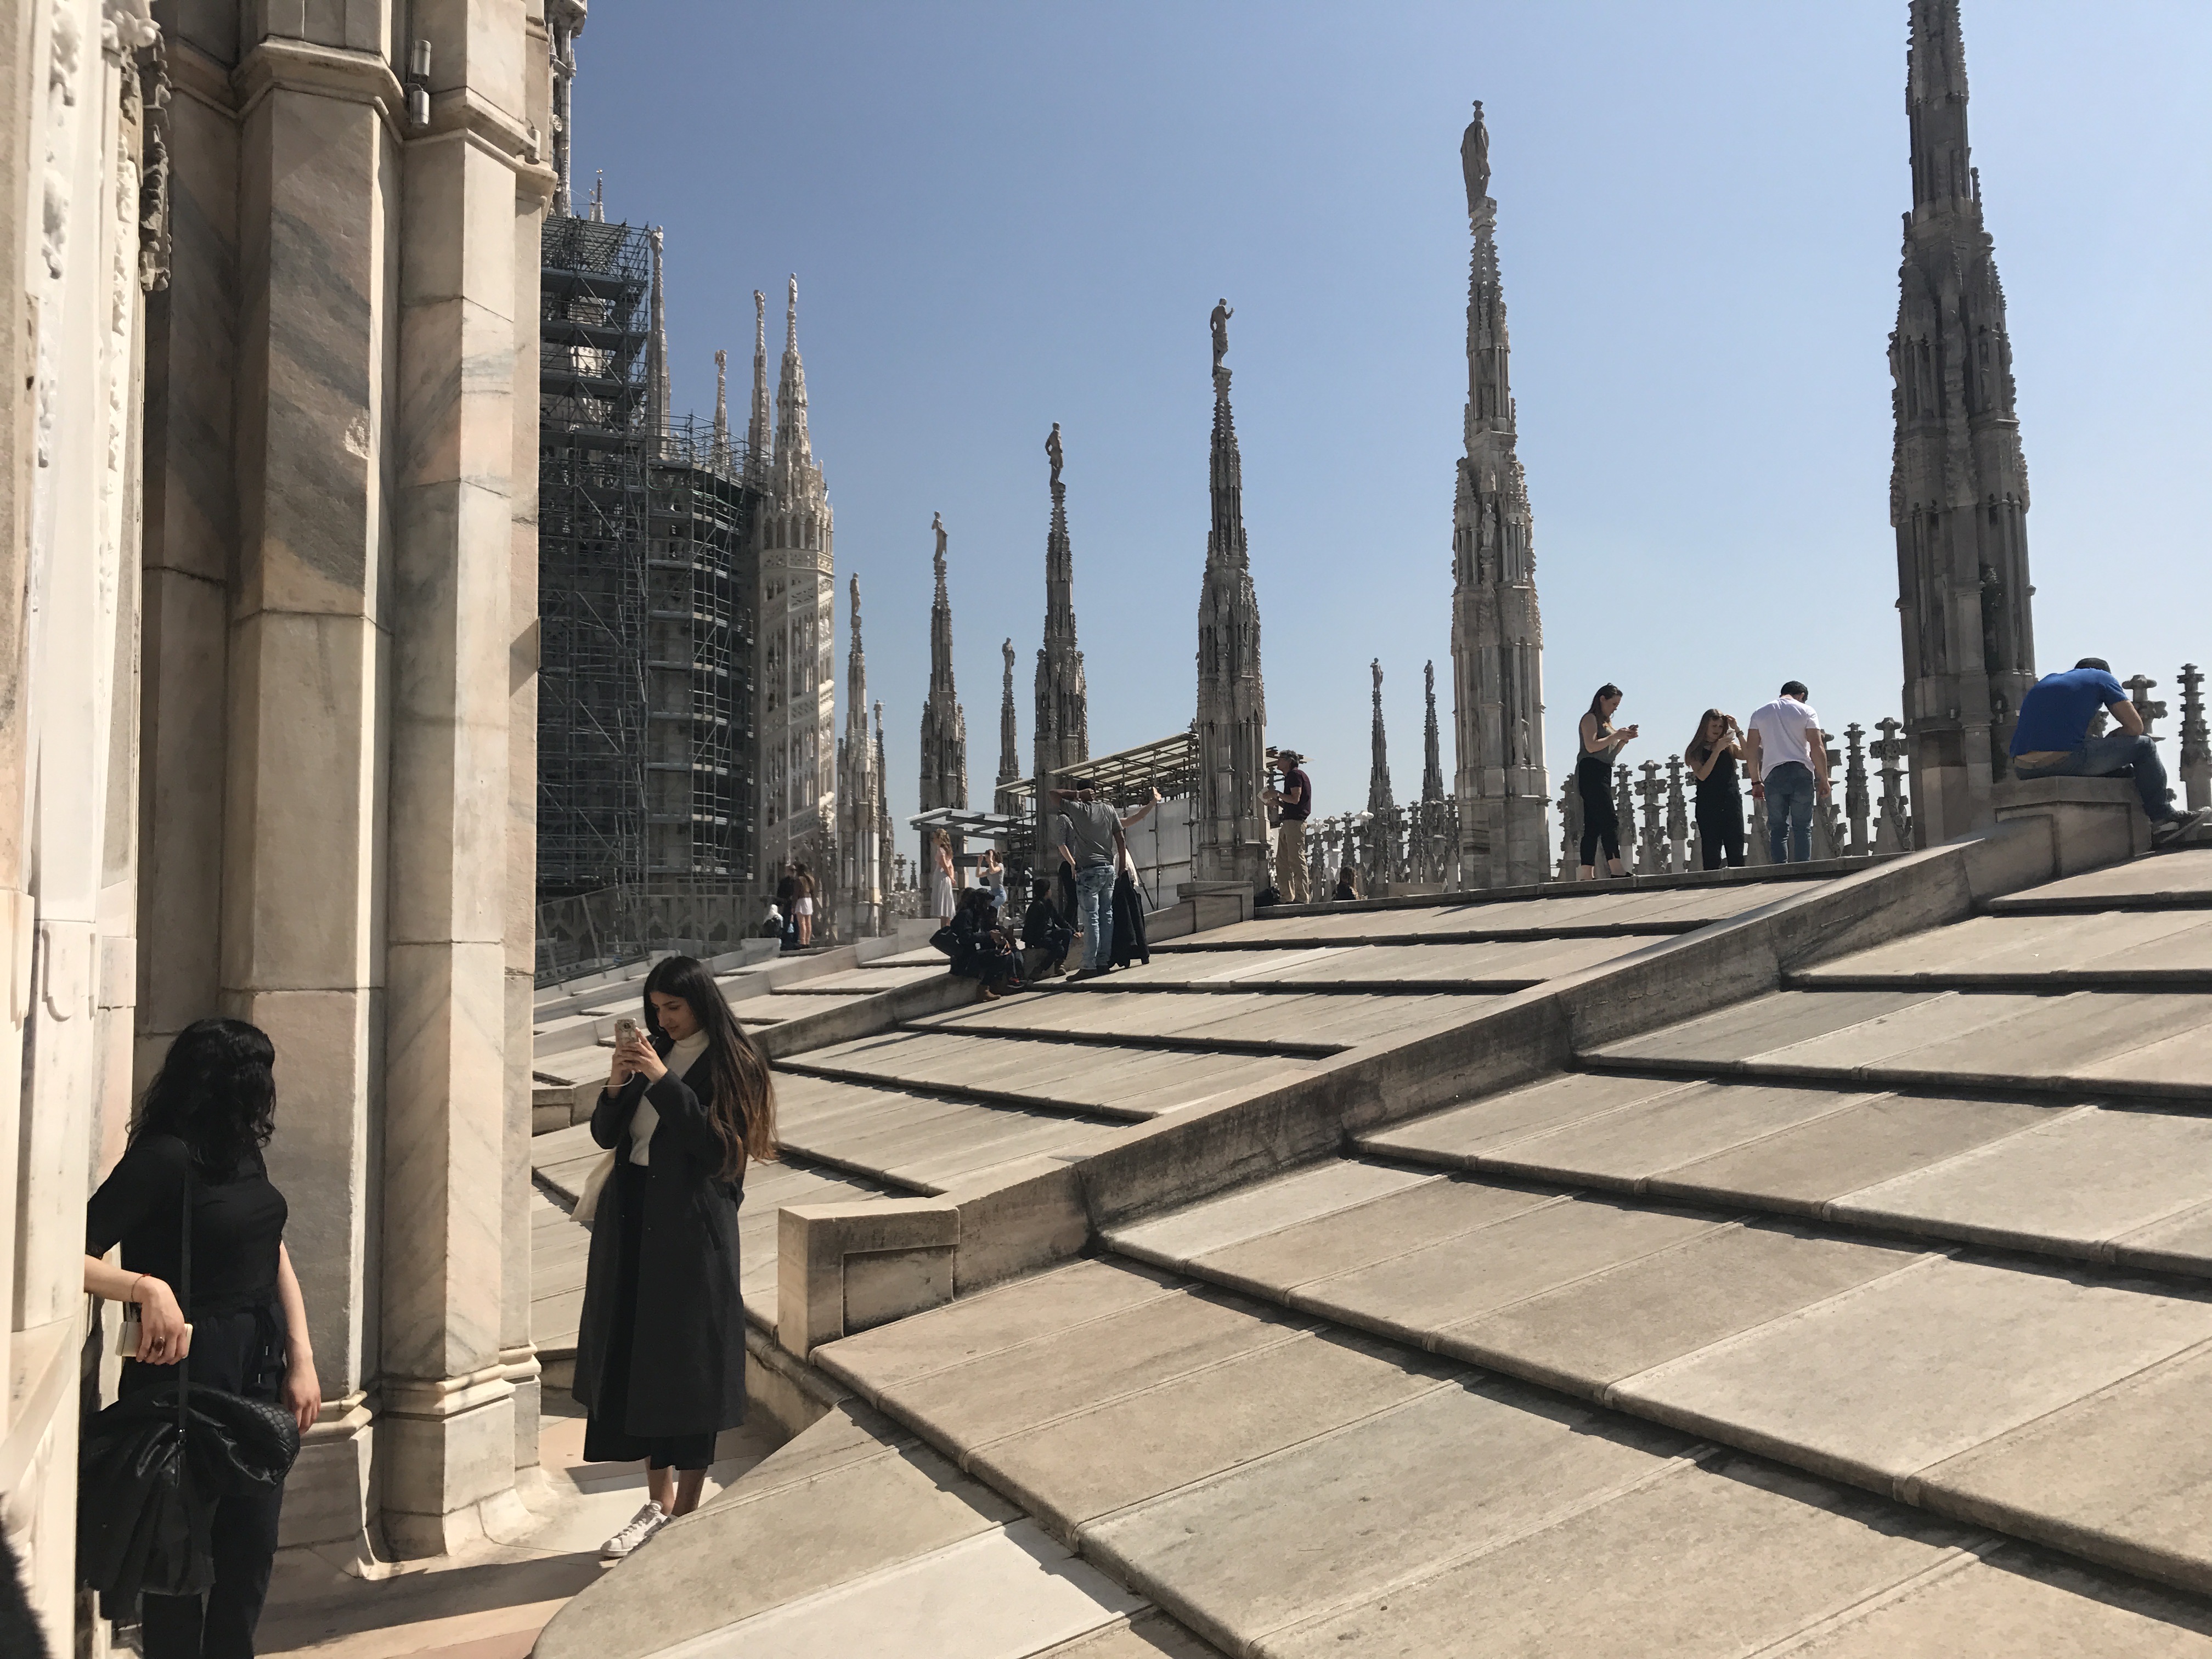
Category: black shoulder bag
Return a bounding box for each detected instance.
[78,1165,301,1606]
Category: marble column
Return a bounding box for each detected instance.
[379,0,544,1555]
[505,2,552,1479]
[219,29,401,1559]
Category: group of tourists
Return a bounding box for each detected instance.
[1576,658,2209,881]
[78,953,777,1654]
[765,861,821,950]
[928,781,1160,996]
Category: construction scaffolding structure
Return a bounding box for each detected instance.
[537,212,763,979]
[644,413,756,883]
[539,212,651,897]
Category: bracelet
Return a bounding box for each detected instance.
[128,1272,147,1305]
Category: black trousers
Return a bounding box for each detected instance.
[1577,766,1620,866]
[124,1308,287,1659]
[1697,801,1746,870]
[583,1161,715,1471]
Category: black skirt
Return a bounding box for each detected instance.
[582,1161,718,1471]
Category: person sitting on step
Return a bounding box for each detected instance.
[2010,657,2210,847]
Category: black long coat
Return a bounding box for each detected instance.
[570,1042,748,1438]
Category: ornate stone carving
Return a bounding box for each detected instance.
[1194,304,1269,887]
[1890,0,2036,842]
[1451,99,1549,887]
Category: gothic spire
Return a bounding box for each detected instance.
[709,348,730,474]
[746,289,770,486]
[771,275,818,502]
[918,512,969,815]
[1891,0,2034,841]
[1193,301,1269,887]
[996,639,1019,812]
[644,227,669,454]
[1368,660,1395,814]
[1034,422,1089,805]
[845,574,868,741]
[1421,660,1445,804]
[1449,99,1550,886]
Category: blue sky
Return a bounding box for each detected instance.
[575,2,2212,831]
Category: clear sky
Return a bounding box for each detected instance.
[574,2,2212,838]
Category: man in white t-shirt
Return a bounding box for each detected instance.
[1742,680,1829,864]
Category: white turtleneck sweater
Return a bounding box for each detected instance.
[630,1031,708,1165]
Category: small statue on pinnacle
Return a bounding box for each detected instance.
[1461,99,1490,216]
[1210,298,1233,371]
[1047,422,1063,489]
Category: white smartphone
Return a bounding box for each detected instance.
[614,1016,640,1047]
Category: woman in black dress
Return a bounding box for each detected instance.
[1686,708,1747,870]
[574,955,776,1560]
[1576,685,1638,879]
[83,1018,320,1659]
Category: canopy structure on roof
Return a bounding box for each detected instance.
[996,729,1200,816]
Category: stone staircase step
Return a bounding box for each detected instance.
[1794,910,2212,990]
[813,1256,2212,1654]
[1122,935,1671,988]
[1584,987,2212,1102]
[783,1030,1319,1119]
[922,989,1474,1053]
[1093,1158,2212,1598]
[775,1074,1128,1194]
[1985,848,2212,914]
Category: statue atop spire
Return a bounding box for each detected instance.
[1449,98,1549,887]
[746,289,770,485]
[836,574,882,935]
[1368,659,1395,815]
[1422,660,1445,805]
[709,348,730,474]
[1034,423,1089,822]
[644,227,669,455]
[919,513,969,827]
[996,640,1020,814]
[753,274,834,877]
[1891,0,2035,842]
[1460,100,1489,217]
[1194,301,1269,887]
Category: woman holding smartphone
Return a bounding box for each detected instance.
[574,956,777,1560]
[1576,685,1637,879]
[1685,708,1747,870]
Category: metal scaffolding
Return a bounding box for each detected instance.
[537,215,762,979]
[539,213,651,898]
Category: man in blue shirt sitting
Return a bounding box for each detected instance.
[2010,658,2207,846]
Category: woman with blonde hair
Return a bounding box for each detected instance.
[575,955,776,1559]
[929,828,957,922]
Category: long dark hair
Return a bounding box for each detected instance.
[136,1018,276,1175]
[642,956,777,1177]
[1587,684,1621,724]
[1686,708,1729,764]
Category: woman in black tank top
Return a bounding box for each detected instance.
[1576,685,1637,879]
[1686,708,1746,869]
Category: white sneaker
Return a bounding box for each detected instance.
[600,1500,669,1560]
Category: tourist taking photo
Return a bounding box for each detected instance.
[574,956,776,1560]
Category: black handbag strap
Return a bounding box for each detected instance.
[176,1161,193,1436]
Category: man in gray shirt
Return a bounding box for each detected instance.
[1053,778,1126,980]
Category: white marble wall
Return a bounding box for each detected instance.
[0,2,155,1643]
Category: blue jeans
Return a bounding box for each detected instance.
[1765,762,1815,864]
[2013,732,2177,822]
[1075,863,1116,970]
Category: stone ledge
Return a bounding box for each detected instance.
[1993,776,2152,876]
[763,823,2067,1363]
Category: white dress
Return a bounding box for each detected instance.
[930,866,956,920]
